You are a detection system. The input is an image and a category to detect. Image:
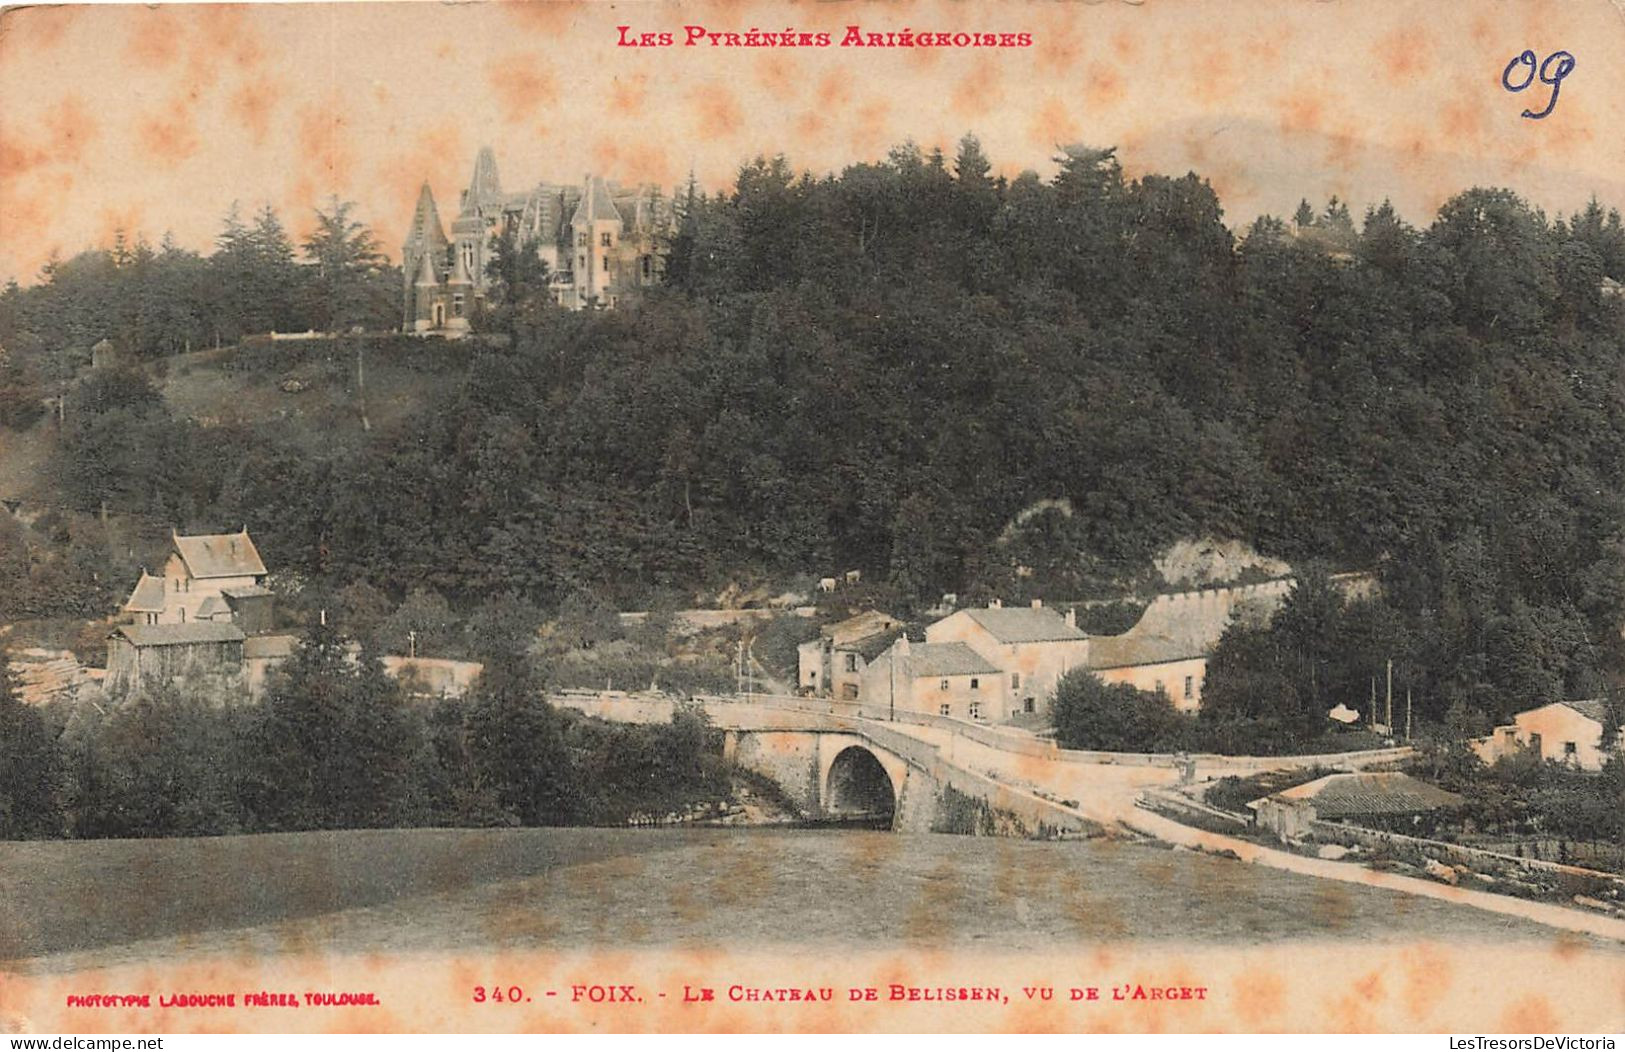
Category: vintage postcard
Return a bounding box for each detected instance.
[1,0,1623,1036]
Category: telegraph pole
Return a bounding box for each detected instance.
[1385,658,1393,735]
[1405,686,1413,742]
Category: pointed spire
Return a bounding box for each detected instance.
[449,243,473,286]
[467,147,502,208]
[415,247,439,287]
[403,181,448,259]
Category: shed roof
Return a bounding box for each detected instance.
[1252,772,1462,818]
[111,622,245,647]
[961,607,1084,644]
[172,530,267,579]
[907,641,1001,678]
[195,595,231,619]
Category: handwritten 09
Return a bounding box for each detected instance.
[1502,49,1576,119]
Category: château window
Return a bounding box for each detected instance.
[578,233,588,247]
[602,256,610,272]
[844,653,857,673]
[601,232,612,248]
[1184,675,1194,699]
[940,679,949,691]
[1023,698,1035,714]
[641,255,652,279]
[1011,673,1020,689]
[970,678,979,690]
[939,703,950,716]
[970,702,981,720]
[453,294,464,317]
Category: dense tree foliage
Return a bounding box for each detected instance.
[0,651,62,838]
[1051,670,1190,752]
[3,137,1624,739]
[26,629,737,839]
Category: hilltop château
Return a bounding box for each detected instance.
[402,147,672,330]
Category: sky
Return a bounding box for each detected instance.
[4,0,1625,284]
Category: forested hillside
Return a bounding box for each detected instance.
[2,138,1623,730]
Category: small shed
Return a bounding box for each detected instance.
[1248,772,1463,841]
[105,622,246,696]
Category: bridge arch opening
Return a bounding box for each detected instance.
[825,745,897,825]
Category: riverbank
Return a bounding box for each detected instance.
[6,826,1618,974]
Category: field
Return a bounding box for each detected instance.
[4,827,1614,974]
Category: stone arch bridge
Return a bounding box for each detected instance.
[551,691,1097,835]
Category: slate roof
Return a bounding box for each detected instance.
[1253,772,1463,818]
[1560,699,1613,725]
[962,607,1085,644]
[222,585,273,600]
[172,530,266,579]
[571,175,623,226]
[404,181,449,261]
[907,642,1001,678]
[121,572,166,613]
[848,627,908,664]
[195,595,231,619]
[466,146,503,208]
[112,623,245,647]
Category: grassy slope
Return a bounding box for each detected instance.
[0,341,454,504]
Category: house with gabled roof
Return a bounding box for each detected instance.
[1476,699,1622,771]
[109,528,290,698]
[120,528,270,627]
[797,610,905,700]
[924,599,1089,718]
[860,636,1008,722]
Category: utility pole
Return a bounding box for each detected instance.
[408,629,417,659]
[1385,658,1394,735]
[1405,686,1413,742]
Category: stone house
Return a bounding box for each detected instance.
[1475,700,1621,771]
[923,600,1088,718]
[797,610,904,700]
[121,529,270,627]
[110,528,292,698]
[859,637,1008,722]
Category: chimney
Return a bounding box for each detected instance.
[1065,608,1077,629]
[895,636,910,658]
[1031,598,1043,610]
[989,597,1002,609]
